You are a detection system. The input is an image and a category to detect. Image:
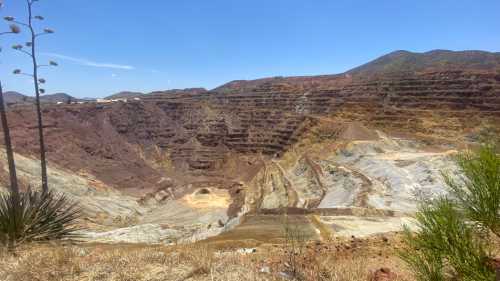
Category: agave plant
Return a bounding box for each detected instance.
[0,189,80,249]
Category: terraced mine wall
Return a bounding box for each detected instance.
[2,70,499,197]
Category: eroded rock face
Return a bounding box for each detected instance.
[245,130,457,214]
[83,224,181,244]
[319,135,457,212]
[0,150,145,219]
[4,70,498,195]
[0,151,234,243]
[0,63,499,241]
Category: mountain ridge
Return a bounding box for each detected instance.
[346,49,500,76]
[105,91,144,100]
[214,49,500,92]
[2,91,80,105]
[5,49,499,100]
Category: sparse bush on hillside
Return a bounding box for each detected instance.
[0,190,80,250]
[400,198,494,281]
[444,144,500,237]
[401,144,499,281]
[281,214,308,280]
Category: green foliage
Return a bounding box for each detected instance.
[399,230,446,281]
[444,144,500,237]
[400,198,494,281]
[0,190,80,249]
[401,144,500,281]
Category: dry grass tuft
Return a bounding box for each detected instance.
[0,234,417,281]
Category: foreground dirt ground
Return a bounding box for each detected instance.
[0,233,415,281]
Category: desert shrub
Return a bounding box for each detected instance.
[400,198,494,281]
[400,243,446,281]
[281,214,308,280]
[443,144,500,237]
[0,190,80,249]
[401,144,499,281]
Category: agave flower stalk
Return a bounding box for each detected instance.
[0,10,21,199]
[7,0,58,193]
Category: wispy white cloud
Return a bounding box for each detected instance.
[42,52,135,70]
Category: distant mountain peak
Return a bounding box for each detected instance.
[2,91,32,105]
[105,91,143,100]
[2,91,79,105]
[347,49,500,76]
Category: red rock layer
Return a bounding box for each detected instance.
[2,70,499,194]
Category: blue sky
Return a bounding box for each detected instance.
[0,0,499,98]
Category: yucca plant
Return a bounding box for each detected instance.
[0,190,80,249]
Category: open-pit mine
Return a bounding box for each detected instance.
[1,50,500,244]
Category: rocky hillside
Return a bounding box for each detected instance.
[40,93,76,103]
[104,89,208,100]
[0,50,499,242]
[2,91,80,106]
[3,91,31,104]
[347,49,500,76]
[105,91,144,100]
